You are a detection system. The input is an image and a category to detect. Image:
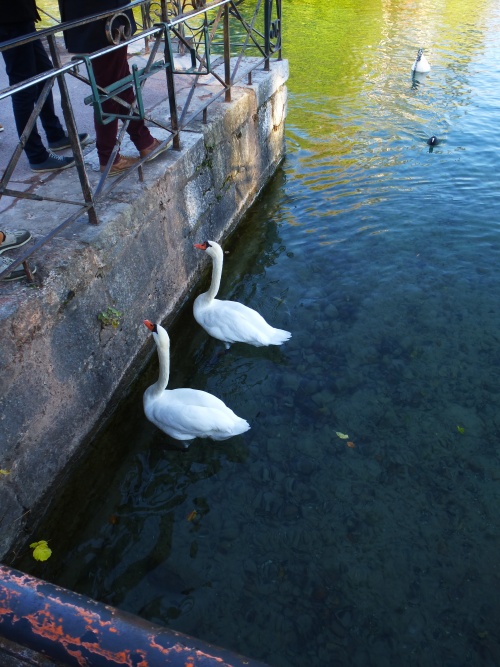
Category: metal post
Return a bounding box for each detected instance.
[224,3,231,101]
[264,0,271,71]
[161,0,181,150]
[0,565,271,667]
[276,0,282,61]
[47,34,98,225]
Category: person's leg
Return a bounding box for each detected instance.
[31,38,66,144]
[91,47,153,166]
[0,22,50,164]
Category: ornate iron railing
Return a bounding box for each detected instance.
[0,0,282,281]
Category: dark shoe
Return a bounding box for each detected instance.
[30,152,76,173]
[140,137,168,162]
[100,155,139,176]
[0,124,4,133]
[0,229,32,254]
[48,132,92,151]
[0,256,36,282]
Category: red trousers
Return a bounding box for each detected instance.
[91,47,153,166]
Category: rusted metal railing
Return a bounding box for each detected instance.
[0,565,270,666]
[0,0,282,281]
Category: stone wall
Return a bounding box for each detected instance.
[0,61,288,560]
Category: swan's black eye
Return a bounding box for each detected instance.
[206,240,212,247]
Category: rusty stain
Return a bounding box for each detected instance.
[1,565,270,667]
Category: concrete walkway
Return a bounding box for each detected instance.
[0,35,215,222]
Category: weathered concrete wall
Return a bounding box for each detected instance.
[0,61,288,561]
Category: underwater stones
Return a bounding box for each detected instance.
[281,371,301,392]
[324,303,339,319]
[243,558,258,576]
[311,389,335,409]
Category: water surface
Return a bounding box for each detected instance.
[17,0,500,665]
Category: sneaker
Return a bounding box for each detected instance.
[0,255,36,282]
[139,138,168,162]
[0,229,32,254]
[30,152,76,173]
[48,132,92,152]
[100,155,139,176]
[0,123,4,133]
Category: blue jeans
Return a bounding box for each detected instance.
[0,21,66,164]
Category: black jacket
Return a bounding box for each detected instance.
[58,0,136,53]
[0,0,40,23]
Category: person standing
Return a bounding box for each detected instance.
[0,0,89,172]
[58,0,165,176]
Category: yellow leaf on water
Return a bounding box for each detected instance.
[30,540,52,562]
[336,432,349,439]
[457,425,465,434]
[0,469,11,475]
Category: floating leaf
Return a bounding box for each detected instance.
[187,510,198,522]
[30,540,52,562]
[347,441,356,448]
[457,425,465,434]
[0,469,11,475]
[336,432,349,440]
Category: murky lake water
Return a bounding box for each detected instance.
[16,0,500,665]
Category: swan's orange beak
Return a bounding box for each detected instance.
[144,320,155,331]
[194,242,208,250]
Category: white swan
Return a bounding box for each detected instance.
[143,320,250,442]
[411,48,431,73]
[193,240,292,349]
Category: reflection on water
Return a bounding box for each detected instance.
[17,0,500,666]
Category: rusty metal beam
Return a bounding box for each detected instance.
[0,565,270,667]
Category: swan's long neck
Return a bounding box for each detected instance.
[206,250,223,302]
[153,336,170,395]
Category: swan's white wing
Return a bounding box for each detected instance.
[147,388,249,440]
[197,299,290,346]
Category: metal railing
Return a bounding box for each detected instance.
[0,564,271,666]
[0,0,282,281]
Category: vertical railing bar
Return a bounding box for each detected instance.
[161,15,181,150]
[277,0,282,60]
[46,34,99,225]
[223,3,231,102]
[21,260,35,284]
[264,0,271,71]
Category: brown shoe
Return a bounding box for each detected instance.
[100,155,139,176]
[140,138,168,162]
